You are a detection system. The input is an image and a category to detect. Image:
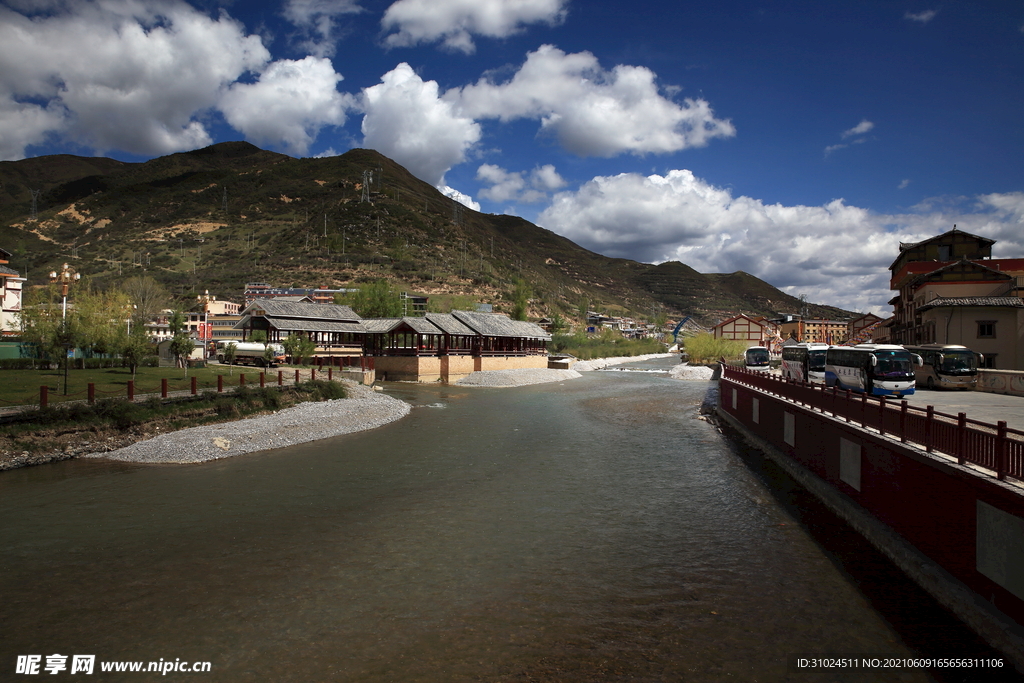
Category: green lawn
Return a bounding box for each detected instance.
[0,364,318,408]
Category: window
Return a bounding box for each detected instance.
[977,321,996,339]
[982,354,997,369]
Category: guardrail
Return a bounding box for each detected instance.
[721,365,1024,482]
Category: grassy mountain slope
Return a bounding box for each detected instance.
[1,142,856,326]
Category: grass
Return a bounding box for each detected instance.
[0,364,335,408]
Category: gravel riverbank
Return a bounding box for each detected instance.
[86,382,410,465]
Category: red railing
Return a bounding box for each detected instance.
[722,365,1024,481]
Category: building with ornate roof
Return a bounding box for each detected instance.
[888,227,1024,369]
[0,248,26,336]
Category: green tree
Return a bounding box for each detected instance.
[249,329,268,344]
[283,334,315,366]
[509,278,531,321]
[167,310,193,376]
[120,329,151,380]
[336,280,404,318]
[222,342,237,375]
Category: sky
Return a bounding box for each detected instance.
[1,0,1022,315]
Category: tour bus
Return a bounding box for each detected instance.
[780,342,830,383]
[903,344,982,390]
[824,344,922,398]
[744,346,771,372]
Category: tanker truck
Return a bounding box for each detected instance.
[215,341,286,367]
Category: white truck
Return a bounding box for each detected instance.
[215,341,286,367]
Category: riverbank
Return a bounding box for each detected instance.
[7,355,712,469]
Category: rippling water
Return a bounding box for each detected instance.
[0,358,1013,681]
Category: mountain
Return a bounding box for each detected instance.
[0,142,856,326]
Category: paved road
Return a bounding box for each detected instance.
[906,388,1024,432]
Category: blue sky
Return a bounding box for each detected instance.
[1,0,1022,315]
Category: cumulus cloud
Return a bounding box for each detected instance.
[451,45,735,157]
[905,10,938,23]
[440,185,481,211]
[0,0,270,159]
[220,56,353,156]
[282,0,363,57]
[381,0,568,53]
[538,170,1024,314]
[359,63,481,187]
[477,162,565,203]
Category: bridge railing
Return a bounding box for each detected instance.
[721,365,1024,481]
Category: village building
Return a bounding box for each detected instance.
[888,227,1024,369]
[235,300,365,361]
[712,314,774,348]
[0,248,26,337]
[846,313,884,344]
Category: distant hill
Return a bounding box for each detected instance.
[0,142,857,326]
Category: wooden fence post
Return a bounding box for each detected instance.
[278,371,283,386]
[40,385,48,409]
[878,397,886,437]
[88,383,95,405]
[127,380,134,402]
[191,376,197,395]
[997,421,1008,481]
[900,401,908,443]
[957,413,967,465]
[259,372,265,388]
[925,405,934,453]
[217,375,223,393]
[161,378,168,398]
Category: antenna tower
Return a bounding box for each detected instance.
[222,187,228,212]
[361,170,373,203]
[30,189,41,221]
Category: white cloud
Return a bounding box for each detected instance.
[381,0,568,53]
[282,0,363,57]
[359,63,481,187]
[451,45,735,157]
[905,10,938,23]
[538,170,1024,315]
[0,0,271,160]
[842,119,874,138]
[898,179,910,189]
[220,56,353,156]
[476,162,565,203]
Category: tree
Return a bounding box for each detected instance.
[283,334,315,366]
[249,329,268,344]
[120,276,169,327]
[336,280,403,318]
[509,278,531,321]
[120,329,151,380]
[222,342,237,375]
[167,310,193,376]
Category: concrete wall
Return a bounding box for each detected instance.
[977,369,1024,397]
[717,376,1024,668]
[373,354,547,383]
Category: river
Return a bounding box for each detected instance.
[0,357,1016,681]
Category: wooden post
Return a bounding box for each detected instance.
[161,378,168,398]
[925,405,934,453]
[860,392,867,429]
[328,366,333,380]
[997,421,1008,481]
[40,385,48,409]
[957,413,967,465]
[88,383,95,404]
[240,373,245,386]
[259,372,265,388]
[191,376,197,395]
[311,368,316,381]
[278,371,283,386]
[878,396,886,437]
[217,375,223,393]
[127,380,134,401]
[295,369,300,384]
[900,401,908,443]
[845,390,852,422]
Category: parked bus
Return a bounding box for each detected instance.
[903,344,982,390]
[744,346,771,372]
[780,343,830,383]
[824,344,922,398]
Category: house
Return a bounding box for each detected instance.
[846,313,884,344]
[234,300,365,360]
[712,314,772,348]
[0,248,26,336]
[888,227,1024,368]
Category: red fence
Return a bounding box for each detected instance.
[722,365,1024,482]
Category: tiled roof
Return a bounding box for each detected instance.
[242,300,361,321]
[918,296,1024,311]
[451,310,551,340]
[423,313,476,336]
[0,265,21,277]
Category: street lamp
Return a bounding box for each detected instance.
[49,263,81,395]
[49,263,81,320]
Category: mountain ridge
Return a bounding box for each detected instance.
[1,142,857,326]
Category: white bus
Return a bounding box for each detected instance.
[744,346,771,372]
[903,344,982,390]
[780,343,830,383]
[824,344,921,398]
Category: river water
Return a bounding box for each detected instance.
[0,357,1016,681]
